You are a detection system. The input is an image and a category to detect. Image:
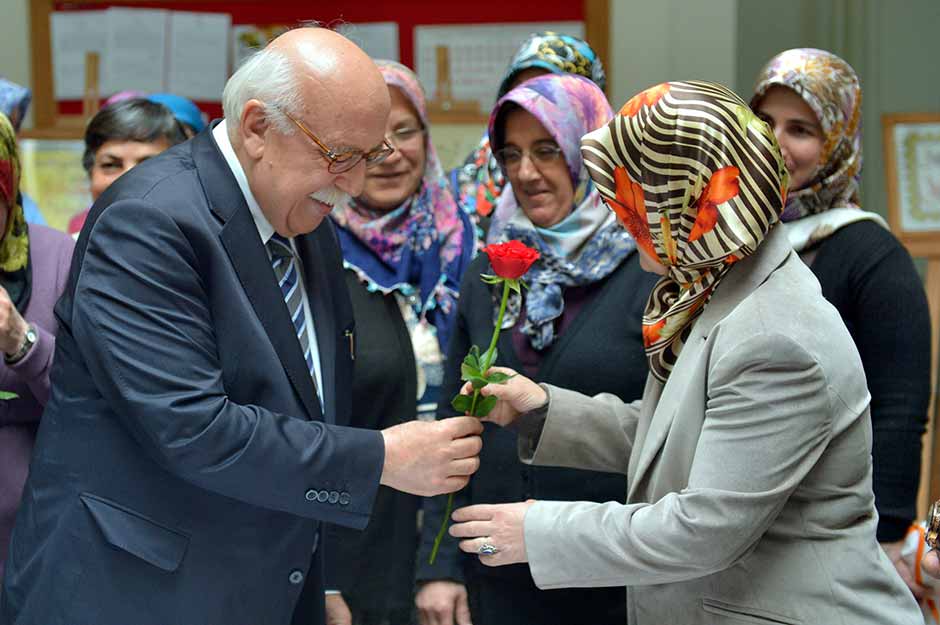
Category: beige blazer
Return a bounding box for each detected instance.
[518,226,922,625]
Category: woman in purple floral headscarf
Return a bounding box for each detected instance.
[417,73,656,625]
[449,31,606,228]
[752,48,931,600]
[325,60,475,625]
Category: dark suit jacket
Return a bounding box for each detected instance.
[0,127,385,625]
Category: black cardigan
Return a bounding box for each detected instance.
[323,270,421,614]
[807,220,930,542]
[417,251,657,587]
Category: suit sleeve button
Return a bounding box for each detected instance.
[289,570,304,585]
[305,489,317,501]
[338,492,350,506]
[316,490,329,503]
[328,490,340,504]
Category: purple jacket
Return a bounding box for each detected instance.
[0,223,74,579]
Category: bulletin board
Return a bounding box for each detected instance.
[27,0,610,136]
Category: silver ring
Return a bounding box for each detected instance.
[478,542,499,556]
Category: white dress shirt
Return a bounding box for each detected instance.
[212,121,325,409]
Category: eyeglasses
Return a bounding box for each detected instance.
[280,108,395,174]
[493,142,564,172]
[386,126,426,149]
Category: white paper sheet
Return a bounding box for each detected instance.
[167,11,231,100]
[50,11,108,99]
[103,7,169,95]
[336,22,400,62]
[414,22,585,112]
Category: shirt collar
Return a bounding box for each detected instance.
[213,120,275,244]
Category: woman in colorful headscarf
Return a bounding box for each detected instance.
[0,113,75,582]
[751,48,931,600]
[449,31,606,227]
[324,60,475,625]
[446,81,923,624]
[417,73,656,625]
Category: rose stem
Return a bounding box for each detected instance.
[430,278,512,564]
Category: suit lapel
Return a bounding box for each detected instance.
[195,125,322,422]
[297,229,336,424]
[627,226,794,498]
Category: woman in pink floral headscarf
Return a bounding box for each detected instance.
[325,60,476,625]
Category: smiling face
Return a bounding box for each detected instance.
[89,138,171,201]
[358,86,427,212]
[236,30,391,238]
[755,85,824,192]
[501,108,574,229]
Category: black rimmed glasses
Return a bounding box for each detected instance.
[280,108,395,174]
[493,141,564,172]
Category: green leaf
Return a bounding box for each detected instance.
[473,395,499,417]
[469,376,490,390]
[468,344,481,363]
[484,371,515,385]
[507,278,522,295]
[460,360,481,381]
[519,279,529,291]
[0,391,17,400]
[480,274,503,285]
[451,394,473,413]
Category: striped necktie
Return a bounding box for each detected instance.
[267,233,317,387]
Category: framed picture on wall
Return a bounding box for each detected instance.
[883,112,940,257]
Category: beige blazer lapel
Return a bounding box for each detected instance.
[627,226,795,499]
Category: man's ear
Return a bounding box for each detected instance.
[240,99,269,160]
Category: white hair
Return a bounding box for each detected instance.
[221,46,302,139]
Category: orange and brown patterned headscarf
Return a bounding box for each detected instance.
[581,81,789,381]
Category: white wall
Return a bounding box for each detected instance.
[608,0,737,110]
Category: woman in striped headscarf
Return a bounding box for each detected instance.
[447,81,922,624]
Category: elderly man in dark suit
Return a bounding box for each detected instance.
[0,27,482,625]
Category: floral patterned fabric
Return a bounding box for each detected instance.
[581,81,789,381]
[751,48,861,222]
[330,60,474,353]
[486,74,635,351]
[452,31,606,221]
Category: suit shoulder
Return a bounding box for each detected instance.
[711,257,867,406]
[97,144,200,211]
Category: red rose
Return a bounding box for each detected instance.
[482,240,540,279]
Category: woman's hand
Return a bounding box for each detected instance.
[415,580,472,625]
[881,540,927,599]
[324,593,352,625]
[459,367,547,427]
[449,501,535,567]
[0,285,28,355]
[923,548,940,581]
